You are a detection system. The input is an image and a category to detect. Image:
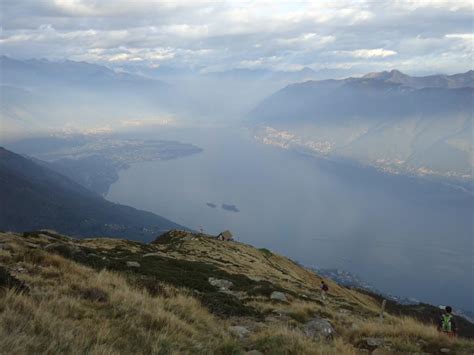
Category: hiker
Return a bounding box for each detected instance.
[438,306,457,337]
[320,280,329,301]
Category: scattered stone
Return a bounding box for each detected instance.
[229,325,250,339]
[270,291,288,302]
[142,253,160,257]
[25,242,40,249]
[371,349,394,355]
[440,349,451,354]
[416,339,428,347]
[222,289,247,299]
[126,261,141,268]
[208,277,233,290]
[338,309,352,315]
[246,350,263,355]
[364,337,384,347]
[303,316,335,340]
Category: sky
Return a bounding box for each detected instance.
[0,0,473,76]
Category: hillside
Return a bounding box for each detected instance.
[0,148,184,240]
[1,229,473,354]
[249,70,473,180]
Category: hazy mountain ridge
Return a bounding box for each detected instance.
[0,56,179,138]
[362,69,474,89]
[250,70,473,180]
[0,147,185,240]
[1,229,473,353]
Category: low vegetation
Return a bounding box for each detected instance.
[0,230,473,354]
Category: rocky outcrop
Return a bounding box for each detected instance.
[303,316,335,340]
[270,291,288,302]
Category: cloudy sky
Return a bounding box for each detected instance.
[1,0,472,75]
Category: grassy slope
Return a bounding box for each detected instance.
[0,230,473,354]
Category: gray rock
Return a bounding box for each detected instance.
[270,291,288,302]
[246,351,263,355]
[229,325,250,339]
[208,277,233,290]
[142,253,160,257]
[338,309,352,315]
[364,337,384,347]
[25,242,40,249]
[440,349,451,354]
[221,289,247,299]
[126,261,141,268]
[303,316,335,340]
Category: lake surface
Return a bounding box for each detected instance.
[108,127,474,311]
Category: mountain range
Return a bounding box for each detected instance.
[0,56,178,138]
[250,70,473,180]
[0,147,184,240]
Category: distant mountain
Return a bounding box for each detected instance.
[249,70,473,180]
[0,147,185,240]
[0,55,168,90]
[363,69,474,89]
[0,56,176,137]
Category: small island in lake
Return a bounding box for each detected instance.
[206,202,217,208]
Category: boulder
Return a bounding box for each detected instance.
[270,291,288,302]
[440,349,451,354]
[208,277,233,290]
[303,316,335,340]
[229,325,250,339]
[364,337,384,347]
[126,261,141,268]
[246,351,263,355]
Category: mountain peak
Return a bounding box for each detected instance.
[363,69,408,81]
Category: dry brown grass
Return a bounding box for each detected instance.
[1,232,474,354]
[0,249,240,354]
[248,325,357,355]
[344,315,474,353]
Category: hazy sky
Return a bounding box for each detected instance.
[1,0,472,75]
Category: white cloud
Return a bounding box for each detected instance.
[340,49,398,58]
[0,0,471,74]
[445,33,474,40]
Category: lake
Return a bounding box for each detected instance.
[108,126,474,311]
